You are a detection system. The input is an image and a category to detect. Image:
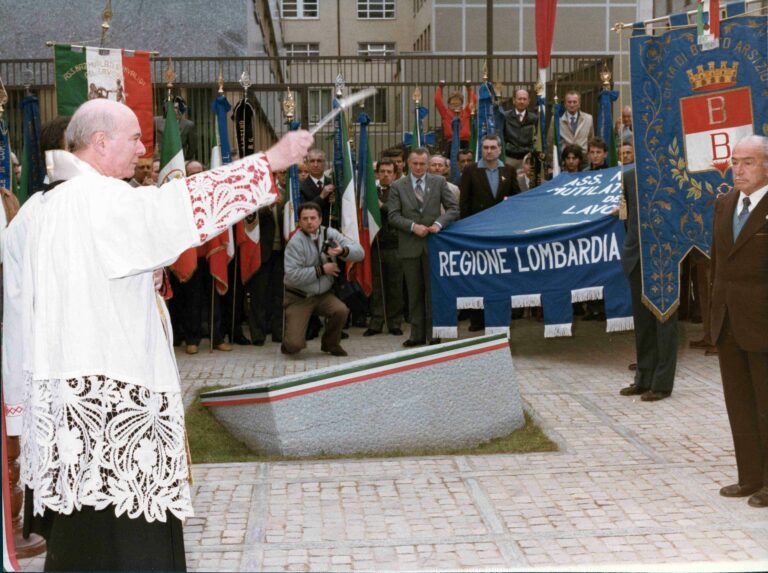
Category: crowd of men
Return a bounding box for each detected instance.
[0,87,665,369]
[146,87,642,359]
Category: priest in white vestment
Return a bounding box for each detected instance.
[2,98,313,571]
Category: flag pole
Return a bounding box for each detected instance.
[99,0,112,48]
[209,276,215,352]
[215,70,238,345]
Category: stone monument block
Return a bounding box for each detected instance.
[201,334,523,456]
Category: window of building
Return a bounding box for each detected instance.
[282,0,318,19]
[413,24,430,52]
[357,0,395,19]
[357,42,396,58]
[353,87,388,123]
[285,43,320,57]
[308,88,333,124]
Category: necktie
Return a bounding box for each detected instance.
[518,112,524,123]
[317,179,324,192]
[415,178,424,204]
[733,196,751,240]
[570,114,578,134]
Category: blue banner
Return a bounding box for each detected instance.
[598,89,619,167]
[537,93,547,175]
[429,168,633,338]
[0,119,10,191]
[474,82,495,156]
[404,106,433,148]
[630,13,768,320]
[211,94,233,165]
[357,112,370,206]
[21,94,45,201]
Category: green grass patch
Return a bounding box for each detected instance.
[187,386,558,464]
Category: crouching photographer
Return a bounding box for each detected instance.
[282,202,364,356]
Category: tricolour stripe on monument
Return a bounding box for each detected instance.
[201,336,509,407]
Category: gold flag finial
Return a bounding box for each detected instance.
[534,80,544,97]
[164,59,176,102]
[282,87,296,122]
[164,59,176,89]
[412,87,421,106]
[600,60,612,90]
[217,66,224,94]
[493,80,503,103]
[100,0,113,47]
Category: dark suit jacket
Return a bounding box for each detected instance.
[153,116,197,160]
[621,169,640,277]
[459,162,520,219]
[256,200,283,262]
[299,176,333,225]
[387,173,459,258]
[503,109,538,159]
[709,190,768,352]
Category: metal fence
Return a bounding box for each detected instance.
[1,54,612,166]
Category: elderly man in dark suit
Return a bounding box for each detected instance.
[503,89,538,172]
[619,169,678,401]
[299,148,336,226]
[388,147,459,347]
[459,134,521,330]
[709,135,768,508]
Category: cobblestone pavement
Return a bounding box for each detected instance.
[18,319,768,571]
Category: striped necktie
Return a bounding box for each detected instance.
[415,178,424,204]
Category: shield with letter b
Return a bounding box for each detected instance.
[680,63,753,176]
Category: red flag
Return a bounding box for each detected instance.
[348,207,373,296]
[170,247,198,283]
[709,0,720,38]
[236,218,262,285]
[535,1,558,72]
[198,232,231,295]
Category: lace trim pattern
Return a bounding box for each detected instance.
[21,375,193,523]
[186,153,276,242]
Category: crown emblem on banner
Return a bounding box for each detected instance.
[687,61,739,91]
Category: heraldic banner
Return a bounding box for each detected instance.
[54,44,154,157]
[429,167,633,339]
[630,10,768,321]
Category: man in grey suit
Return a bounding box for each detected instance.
[388,148,459,347]
[548,90,594,156]
[619,169,678,401]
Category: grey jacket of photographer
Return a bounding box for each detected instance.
[284,226,364,296]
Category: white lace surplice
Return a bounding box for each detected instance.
[21,375,192,523]
[11,151,278,523]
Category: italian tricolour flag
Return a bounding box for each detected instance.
[54,44,154,157]
[337,109,359,243]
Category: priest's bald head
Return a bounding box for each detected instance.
[65,99,146,179]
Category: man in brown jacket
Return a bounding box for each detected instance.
[709,135,768,508]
